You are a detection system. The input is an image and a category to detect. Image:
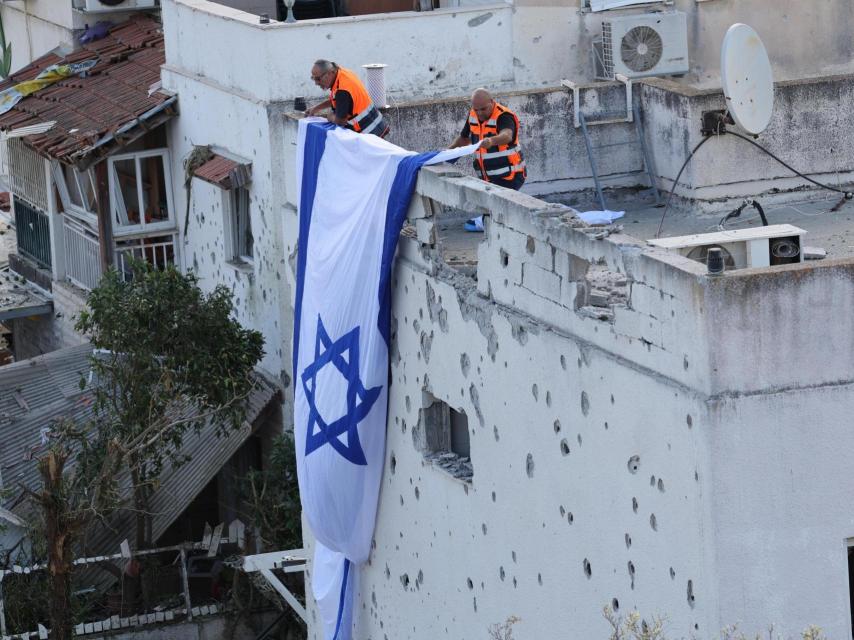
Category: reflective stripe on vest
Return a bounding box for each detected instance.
[330,67,387,135]
[467,102,525,183]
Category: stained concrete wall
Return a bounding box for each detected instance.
[160,66,292,386]
[380,75,854,208]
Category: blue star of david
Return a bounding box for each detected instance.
[301,316,382,465]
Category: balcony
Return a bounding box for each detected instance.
[13,197,51,270]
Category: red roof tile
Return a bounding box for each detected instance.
[194,155,252,190]
[0,16,172,164]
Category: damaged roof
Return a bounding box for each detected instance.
[194,154,253,190]
[0,344,281,552]
[0,17,175,167]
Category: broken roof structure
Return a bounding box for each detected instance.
[0,16,175,169]
[0,343,281,555]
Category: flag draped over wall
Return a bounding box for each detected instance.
[293,119,477,640]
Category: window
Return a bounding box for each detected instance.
[224,186,253,264]
[53,162,98,222]
[108,150,174,235]
[417,394,472,482]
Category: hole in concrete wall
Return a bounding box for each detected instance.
[625,533,632,549]
[526,453,535,478]
[560,439,570,456]
[650,513,658,531]
[687,579,695,607]
[567,512,574,524]
[500,566,506,581]
[612,598,619,611]
[538,573,543,586]
[670,567,676,580]
[650,475,656,486]
[560,505,566,517]
[532,384,538,401]
[400,573,410,589]
[657,478,665,492]
[583,558,592,578]
[512,551,517,563]
[494,426,500,441]
[415,486,420,500]
[526,235,535,254]
[627,455,640,474]
[554,420,561,434]
[467,577,474,590]
[580,391,590,416]
[560,355,567,370]
[482,523,487,535]
[512,577,517,588]
[419,394,472,482]
[632,497,638,513]
[492,491,496,502]
[577,263,629,322]
[500,249,509,267]
[546,391,552,407]
[686,414,693,428]
[390,454,397,474]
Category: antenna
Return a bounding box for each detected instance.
[720,23,774,135]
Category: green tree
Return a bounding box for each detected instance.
[75,261,265,554]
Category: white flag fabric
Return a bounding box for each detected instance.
[294,119,477,640]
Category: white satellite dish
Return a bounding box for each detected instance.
[721,23,774,135]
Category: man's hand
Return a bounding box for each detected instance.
[306,104,322,116]
[479,137,493,150]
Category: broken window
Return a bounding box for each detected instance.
[224,186,253,264]
[418,395,472,482]
[108,149,174,235]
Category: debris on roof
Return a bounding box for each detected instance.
[0,17,176,168]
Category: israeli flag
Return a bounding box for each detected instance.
[293,119,477,640]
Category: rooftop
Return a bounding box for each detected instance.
[0,16,174,166]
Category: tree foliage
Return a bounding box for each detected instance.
[75,261,265,549]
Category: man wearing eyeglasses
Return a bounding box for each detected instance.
[306,60,390,138]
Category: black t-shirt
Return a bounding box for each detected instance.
[333,89,354,120]
[461,112,516,141]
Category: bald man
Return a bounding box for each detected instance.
[449,88,526,231]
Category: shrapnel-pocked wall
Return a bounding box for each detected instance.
[281,115,854,639]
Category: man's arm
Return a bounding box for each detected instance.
[479,128,514,150]
[306,99,332,116]
[449,121,471,149]
[449,135,470,149]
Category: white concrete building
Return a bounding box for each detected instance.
[6,0,854,636]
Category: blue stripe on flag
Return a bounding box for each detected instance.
[293,122,333,376]
[377,151,439,344]
[332,558,351,640]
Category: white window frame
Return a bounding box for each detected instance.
[223,186,253,265]
[108,148,175,237]
[52,161,99,227]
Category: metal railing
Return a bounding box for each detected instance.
[0,521,251,639]
[7,139,48,213]
[114,235,176,280]
[13,198,51,270]
[63,216,103,291]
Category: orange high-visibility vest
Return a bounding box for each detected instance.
[330,67,387,136]
[467,101,526,183]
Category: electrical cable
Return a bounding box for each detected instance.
[654,135,713,238]
[656,127,854,238]
[726,130,854,196]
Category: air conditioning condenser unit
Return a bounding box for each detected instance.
[82,0,158,12]
[593,11,689,80]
